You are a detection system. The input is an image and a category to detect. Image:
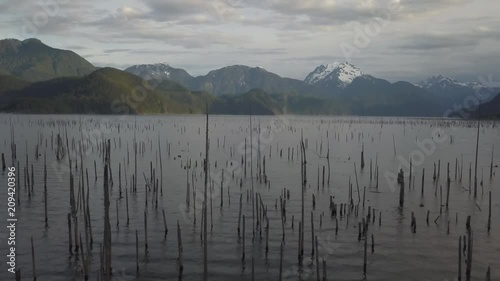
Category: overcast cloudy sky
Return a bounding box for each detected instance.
[1,0,499,82]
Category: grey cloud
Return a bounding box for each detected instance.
[145,0,214,17]
[277,55,343,62]
[103,49,131,54]
[129,48,194,55]
[399,0,466,14]
[85,8,249,49]
[1,0,499,83]
[142,0,243,24]
[93,62,132,70]
[394,29,500,51]
[241,0,467,28]
[3,15,78,39]
[63,45,88,51]
[234,47,287,55]
[395,34,477,50]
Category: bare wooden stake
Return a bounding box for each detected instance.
[265,218,269,255]
[144,211,148,251]
[466,226,473,281]
[126,188,129,226]
[177,220,184,274]
[363,186,366,208]
[279,241,284,281]
[242,215,246,261]
[371,234,375,253]
[311,211,315,255]
[458,236,462,281]
[392,133,397,156]
[80,234,88,280]
[1,152,5,171]
[488,191,491,233]
[474,120,480,198]
[15,269,21,281]
[363,227,368,276]
[67,213,72,254]
[31,236,36,281]
[354,162,361,204]
[421,168,425,196]
[315,236,320,281]
[203,103,209,280]
[162,209,168,238]
[238,194,242,236]
[103,159,111,281]
[490,145,494,179]
[446,180,451,209]
[116,200,119,227]
[135,230,139,274]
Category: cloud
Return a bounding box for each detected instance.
[395,27,500,51]
[238,0,467,28]
[63,45,88,51]
[239,47,287,55]
[395,34,477,50]
[117,6,144,19]
[103,48,132,54]
[83,6,250,48]
[141,0,243,24]
[0,0,499,82]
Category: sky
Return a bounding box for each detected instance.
[1,0,499,83]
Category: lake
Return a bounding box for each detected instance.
[0,114,498,281]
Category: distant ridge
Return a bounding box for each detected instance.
[0,38,96,81]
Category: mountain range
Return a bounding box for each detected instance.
[125,61,493,100]
[126,64,321,96]
[0,38,498,117]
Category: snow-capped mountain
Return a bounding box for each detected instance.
[125,63,193,85]
[304,62,363,94]
[417,75,485,91]
[304,62,362,93]
[415,75,498,103]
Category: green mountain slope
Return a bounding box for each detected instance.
[0,70,344,115]
[0,38,96,82]
[0,68,208,114]
[0,74,30,94]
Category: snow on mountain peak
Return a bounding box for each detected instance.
[304,61,362,87]
[416,75,484,90]
[127,63,173,79]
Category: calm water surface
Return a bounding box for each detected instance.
[0,114,498,281]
